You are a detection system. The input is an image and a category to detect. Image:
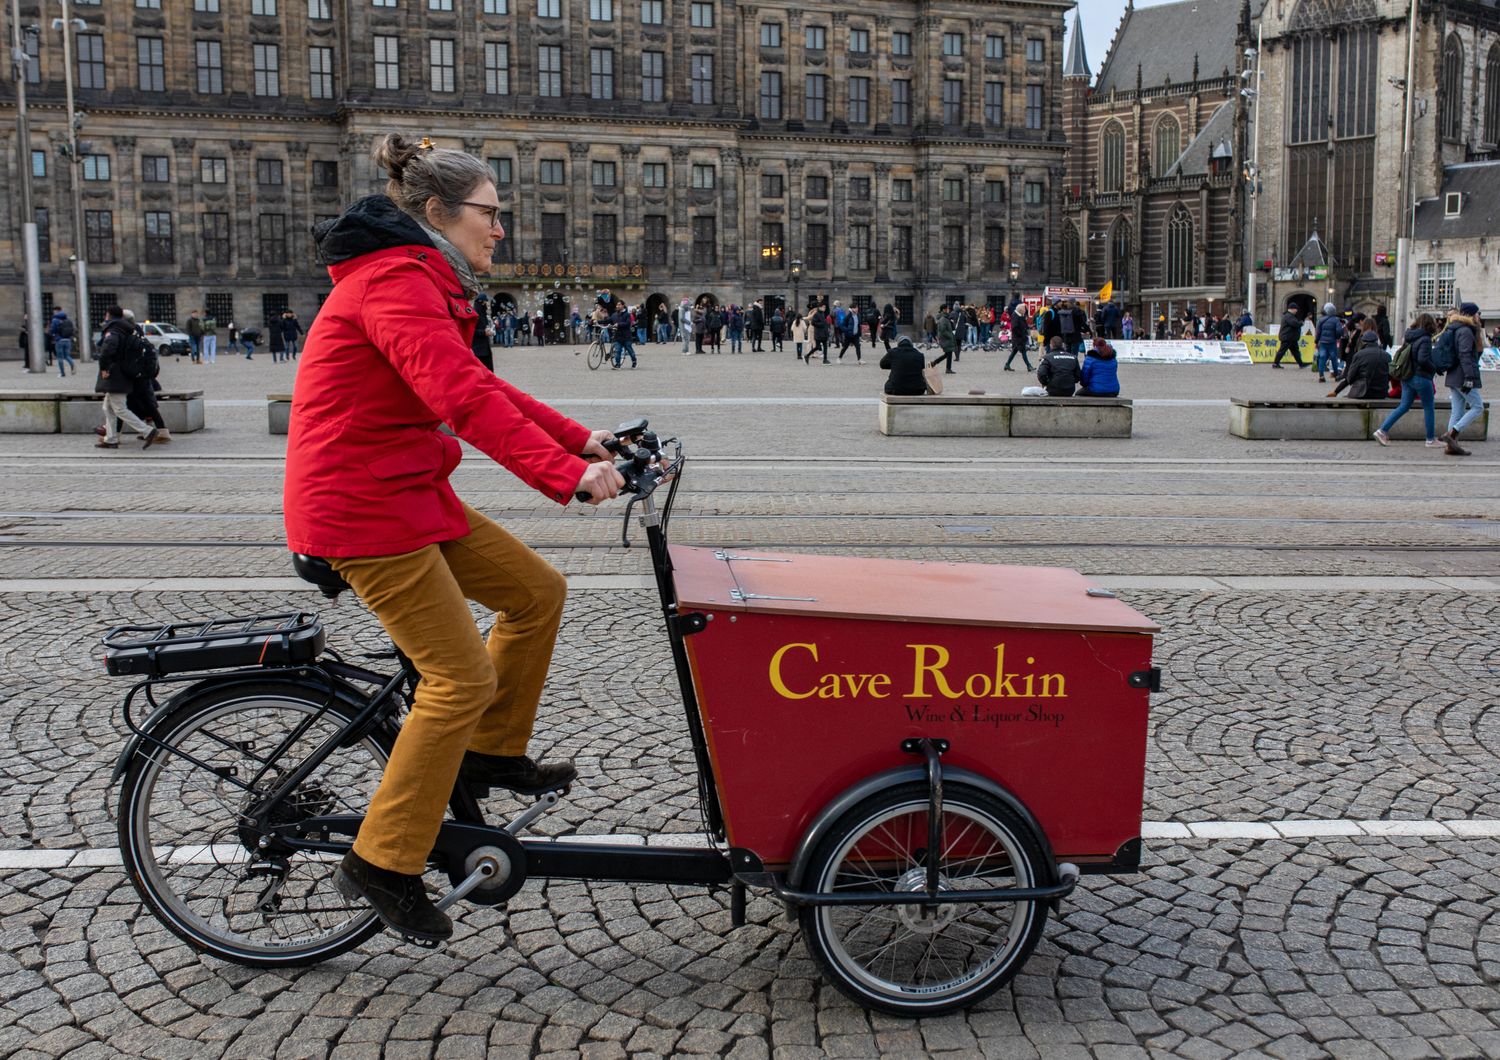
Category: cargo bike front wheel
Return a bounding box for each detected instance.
[117,680,392,967]
[797,781,1050,1017]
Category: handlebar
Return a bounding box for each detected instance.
[574,418,679,503]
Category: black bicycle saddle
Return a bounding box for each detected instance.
[291,554,351,599]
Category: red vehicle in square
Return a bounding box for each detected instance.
[106,420,1160,1017]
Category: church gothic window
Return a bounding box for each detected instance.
[1061,225,1080,284]
[1110,220,1131,291]
[1440,35,1463,141]
[1165,205,1194,289]
[1483,44,1499,145]
[1153,114,1180,178]
[1100,120,1124,193]
[1285,20,1375,271]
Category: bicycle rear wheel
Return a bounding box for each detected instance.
[587,342,607,370]
[117,679,391,966]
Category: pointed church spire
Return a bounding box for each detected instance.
[1064,8,1091,80]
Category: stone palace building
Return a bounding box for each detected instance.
[1,0,1077,341]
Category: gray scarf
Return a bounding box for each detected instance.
[417,220,481,299]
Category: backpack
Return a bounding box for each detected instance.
[1059,309,1077,336]
[705,309,721,330]
[1431,327,1458,373]
[55,318,75,339]
[1388,342,1415,382]
[119,328,155,380]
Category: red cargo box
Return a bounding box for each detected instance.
[672,546,1160,872]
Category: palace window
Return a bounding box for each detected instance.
[539,159,564,184]
[943,225,964,271]
[196,41,223,94]
[591,48,614,99]
[142,156,170,183]
[1025,85,1043,129]
[592,161,616,186]
[539,213,565,262]
[489,158,512,185]
[309,46,334,98]
[643,215,667,264]
[85,210,115,263]
[891,226,912,271]
[691,54,713,104]
[942,32,963,56]
[848,77,869,124]
[200,157,227,183]
[77,34,104,90]
[642,51,664,101]
[891,80,911,125]
[850,28,869,54]
[761,173,783,198]
[942,79,962,125]
[892,31,911,57]
[643,162,666,187]
[691,216,716,265]
[429,39,455,93]
[805,74,827,121]
[692,164,715,189]
[1440,35,1463,141]
[760,23,781,47]
[537,45,561,96]
[485,42,509,95]
[144,212,174,265]
[258,213,288,266]
[203,212,231,265]
[374,37,399,90]
[760,71,781,119]
[984,226,1004,271]
[761,223,784,269]
[253,43,279,96]
[985,35,1004,60]
[849,224,870,271]
[984,82,1004,125]
[690,2,713,28]
[592,214,617,263]
[137,37,165,92]
[806,223,827,269]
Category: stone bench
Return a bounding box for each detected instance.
[1229,397,1489,441]
[0,390,204,433]
[879,394,1133,438]
[268,393,292,435]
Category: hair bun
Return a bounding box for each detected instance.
[373,133,422,183]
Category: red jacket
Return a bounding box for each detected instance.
[284,196,589,557]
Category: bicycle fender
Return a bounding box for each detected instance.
[110,672,381,783]
[783,765,1059,893]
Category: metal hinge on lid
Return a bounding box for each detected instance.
[1128,668,1162,692]
[729,589,817,603]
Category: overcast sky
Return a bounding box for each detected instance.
[1067,0,1183,85]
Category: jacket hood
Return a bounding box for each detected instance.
[1087,343,1117,361]
[314,195,434,267]
[1403,325,1430,343]
[1446,311,1478,328]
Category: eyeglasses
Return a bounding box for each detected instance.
[461,201,503,229]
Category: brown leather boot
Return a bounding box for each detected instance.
[1444,429,1471,457]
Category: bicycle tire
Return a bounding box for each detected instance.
[797,781,1049,1017]
[117,679,392,967]
[587,342,607,370]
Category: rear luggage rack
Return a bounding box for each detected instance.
[102,612,325,677]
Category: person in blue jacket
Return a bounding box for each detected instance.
[1077,338,1121,397]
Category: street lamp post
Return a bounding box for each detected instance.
[1008,262,1020,306]
[9,0,45,372]
[53,0,91,360]
[789,258,802,316]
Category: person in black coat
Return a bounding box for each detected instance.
[1005,307,1033,371]
[747,301,765,352]
[878,303,898,353]
[471,292,494,371]
[1328,320,1389,399]
[1037,338,1081,396]
[1272,303,1306,368]
[880,337,927,395]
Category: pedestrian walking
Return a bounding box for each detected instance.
[610,301,637,368]
[835,303,862,363]
[119,311,170,442]
[48,308,77,376]
[931,306,958,375]
[93,305,160,449]
[201,311,219,363]
[790,312,809,361]
[1004,306,1033,372]
[1272,302,1307,368]
[1314,303,1343,382]
[280,311,304,360]
[185,310,203,363]
[879,303,898,354]
[922,311,937,345]
[1373,313,1442,448]
[269,317,287,362]
[1437,302,1485,456]
[769,307,785,352]
[678,299,693,354]
[747,300,765,352]
[727,304,744,354]
[811,305,831,363]
[471,292,494,371]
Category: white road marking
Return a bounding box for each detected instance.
[3,820,1491,871]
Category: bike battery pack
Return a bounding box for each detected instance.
[102,612,326,677]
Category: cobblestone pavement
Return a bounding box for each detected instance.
[1,352,1497,1057]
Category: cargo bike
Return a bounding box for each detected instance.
[105,420,1161,1016]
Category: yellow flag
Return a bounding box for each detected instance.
[1098,281,1114,303]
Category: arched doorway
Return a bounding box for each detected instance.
[1285,292,1317,321]
[542,291,569,342]
[694,292,719,309]
[492,290,518,315]
[643,292,669,341]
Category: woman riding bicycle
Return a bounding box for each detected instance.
[284,134,624,943]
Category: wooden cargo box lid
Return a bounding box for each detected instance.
[670,546,1159,634]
